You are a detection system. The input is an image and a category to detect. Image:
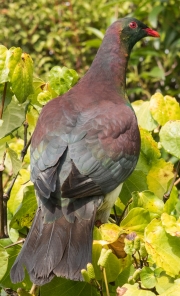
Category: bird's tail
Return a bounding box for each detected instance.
[10,196,102,285]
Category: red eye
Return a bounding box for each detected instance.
[129,21,138,29]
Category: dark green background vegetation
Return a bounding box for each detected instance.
[1,0,180,101]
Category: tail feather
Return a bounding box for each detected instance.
[10,208,43,283]
[10,197,102,285]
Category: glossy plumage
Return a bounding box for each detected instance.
[11,17,159,285]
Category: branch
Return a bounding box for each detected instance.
[0,151,7,238]
[21,136,32,162]
[0,82,7,119]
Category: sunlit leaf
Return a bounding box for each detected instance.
[10,185,37,230]
[161,213,180,237]
[120,208,150,236]
[131,191,164,217]
[0,45,11,83]
[159,120,180,158]
[147,159,174,198]
[121,283,155,295]
[140,128,161,162]
[145,218,180,277]
[6,144,22,176]
[49,66,79,95]
[0,245,9,281]
[8,48,33,103]
[133,101,158,131]
[8,169,32,215]
[0,96,29,139]
[149,93,180,126]
[163,186,178,215]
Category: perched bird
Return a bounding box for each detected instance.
[11,17,159,285]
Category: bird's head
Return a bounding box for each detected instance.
[119,17,160,52]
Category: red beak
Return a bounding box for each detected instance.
[143,28,160,38]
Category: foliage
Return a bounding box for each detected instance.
[0,0,180,101]
[0,42,180,296]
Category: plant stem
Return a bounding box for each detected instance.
[0,151,7,238]
[103,268,110,296]
[163,160,180,202]
[0,82,7,119]
[4,239,25,249]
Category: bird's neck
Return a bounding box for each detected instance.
[82,26,130,100]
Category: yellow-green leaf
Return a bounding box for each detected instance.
[140,128,161,162]
[159,120,180,158]
[145,218,180,277]
[147,159,174,198]
[149,93,180,126]
[133,101,158,131]
[0,245,9,280]
[8,48,33,103]
[120,208,150,236]
[122,283,155,295]
[161,213,180,237]
[0,45,11,83]
[6,144,22,176]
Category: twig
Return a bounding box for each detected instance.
[21,136,32,162]
[163,160,180,202]
[4,239,25,249]
[0,82,7,119]
[138,282,159,295]
[113,205,118,224]
[117,198,132,225]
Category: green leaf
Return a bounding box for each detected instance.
[145,218,180,277]
[121,283,156,295]
[148,67,165,80]
[0,96,29,139]
[149,93,180,126]
[161,213,180,237]
[140,128,161,162]
[131,191,164,217]
[40,276,99,296]
[49,66,79,95]
[120,208,150,236]
[140,267,156,289]
[133,101,158,131]
[0,245,9,280]
[148,6,164,27]
[37,90,52,105]
[104,251,120,282]
[8,169,32,215]
[159,120,180,158]
[163,186,178,215]
[10,185,37,230]
[0,45,11,83]
[147,159,174,198]
[8,48,34,103]
[92,242,103,280]
[120,170,148,204]
[6,144,22,176]
[87,27,104,39]
[0,238,32,291]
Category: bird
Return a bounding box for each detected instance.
[10,17,159,285]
